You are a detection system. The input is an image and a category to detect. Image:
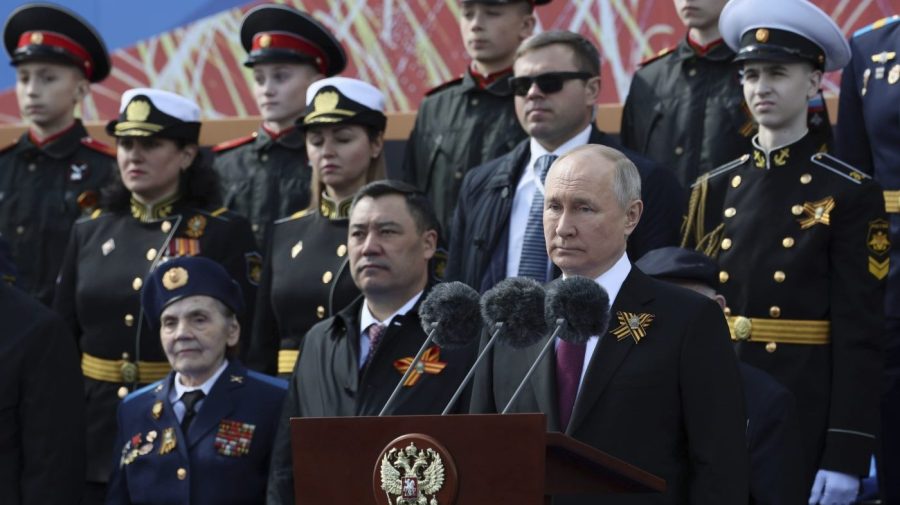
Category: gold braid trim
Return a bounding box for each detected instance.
[679,175,723,258]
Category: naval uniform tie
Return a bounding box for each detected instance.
[518,154,558,281]
[180,390,206,433]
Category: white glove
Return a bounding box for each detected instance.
[808,469,860,505]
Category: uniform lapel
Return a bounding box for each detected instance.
[566,270,654,434]
[185,361,240,449]
[157,374,190,462]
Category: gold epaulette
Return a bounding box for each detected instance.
[210,207,228,217]
[274,208,313,224]
[680,156,748,256]
[884,190,900,214]
[810,153,869,184]
[91,208,103,219]
[278,349,300,375]
[639,45,676,66]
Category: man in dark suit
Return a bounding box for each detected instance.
[105,256,287,505]
[636,246,805,505]
[267,180,476,505]
[446,30,683,292]
[470,145,748,504]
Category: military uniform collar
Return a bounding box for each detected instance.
[750,130,823,170]
[20,120,89,159]
[130,193,181,222]
[460,66,515,96]
[318,193,353,220]
[676,36,735,62]
[255,124,305,151]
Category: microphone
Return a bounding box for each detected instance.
[441,277,547,414]
[378,282,482,416]
[501,276,610,414]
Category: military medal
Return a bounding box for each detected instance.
[215,420,255,457]
[101,238,115,256]
[69,163,87,181]
[611,311,655,344]
[138,443,154,455]
[159,427,177,455]
[393,347,447,387]
[184,215,207,238]
[876,66,885,79]
[151,401,163,419]
[889,64,900,85]
[798,197,836,229]
[291,240,303,258]
[229,375,244,383]
[862,68,871,96]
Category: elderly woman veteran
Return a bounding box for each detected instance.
[53,88,259,503]
[247,77,387,376]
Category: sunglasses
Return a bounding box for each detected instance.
[509,71,594,96]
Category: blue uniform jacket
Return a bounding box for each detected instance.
[106,361,286,505]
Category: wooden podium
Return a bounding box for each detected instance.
[290,413,664,504]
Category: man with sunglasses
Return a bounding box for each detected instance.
[401,0,546,233]
[446,30,682,292]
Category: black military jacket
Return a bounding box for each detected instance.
[681,132,888,482]
[401,69,526,231]
[53,196,260,483]
[213,126,311,247]
[0,120,115,305]
[248,196,359,376]
[266,291,477,505]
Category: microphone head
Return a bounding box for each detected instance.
[418,281,483,349]
[480,277,548,348]
[545,276,610,344]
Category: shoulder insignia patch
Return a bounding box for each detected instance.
[854,15,900,38]
[80,137,115,157]
[868,218,891,280]
[425,76,464,96]
[274,207,313,224]
[91,208,103,219]
[212,133,257,153]
[810,153,870,184]
[690,154,750,188]
[639,46,676,66]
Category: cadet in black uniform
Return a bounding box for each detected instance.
[0,4,115,306]
[248,77,386,376]
[401,0,548,232]
[620,0,833,190]
[681,2,887,503]
[213,4,346,247]
[53,88,259,504]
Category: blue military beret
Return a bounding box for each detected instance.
[635,247,718,289]
[141,256,244,327]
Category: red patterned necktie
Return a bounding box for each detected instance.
[555,339,586,430]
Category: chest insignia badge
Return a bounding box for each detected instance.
[611,311,655,344]
[798,197,836,229]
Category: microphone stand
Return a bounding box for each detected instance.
[441,322,503,415]
[501,319,564,414]
[378,323,439,416]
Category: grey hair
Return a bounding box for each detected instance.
[554,144,641,209]
[515,30,601,76]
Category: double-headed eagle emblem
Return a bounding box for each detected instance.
[380,442,445,505]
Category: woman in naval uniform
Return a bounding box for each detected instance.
[248,77,386,376]
[53,88,259,504]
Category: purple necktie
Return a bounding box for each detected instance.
[364,323,386,367]
[556,339,586,430]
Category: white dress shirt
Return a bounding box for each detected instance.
[506,124,593,278]
[169,359,229,422]
[358,291,424,368]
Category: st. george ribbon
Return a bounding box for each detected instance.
[500,275,611,414]
[441,277,548,414]
[378,281,482,416]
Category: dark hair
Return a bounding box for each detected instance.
[350,179,441,239]
[101,139,222,211]
[516,30,601,77]
[305,124,386,211]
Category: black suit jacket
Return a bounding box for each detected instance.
[470,268,749,504]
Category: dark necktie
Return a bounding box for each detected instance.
[180,390,206,433]
[556,339,586,430]
[518,154,558,281]
[363,323,386,368]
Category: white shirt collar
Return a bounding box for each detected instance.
[521,124,593,193]
[592,251,631,308]
[173,359,228,399]
[359,290,424,334]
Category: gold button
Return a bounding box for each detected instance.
[252,223,260,232]
[723,306,732,316]
[782,237,795,248]
[765,342,777,353]
[146,248,157,261]
[177,468,187,480]
[454,171,463,180]
[132,277,143,291]
[27,163,36,172]
[674,146,684,155]
[724,207,736,218]
[769,306,781,318]
[16,225,25,235]
[719,270,729,283]
[800,173,812,184]
[260,153,269,162]
[791,205,804,216]
[122,352,130,360]
[161,221,172,233]
[316,305,326,318]
[733,316,752,340]
[322,271,333,284]
[731,175,742,188]
[117,386,129,399]
[773,271,785,283]
[336,244,347,257]
[689,68,697,77]
[124,314,135,327]
[721,238,732,250]
[471,98,479,106]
